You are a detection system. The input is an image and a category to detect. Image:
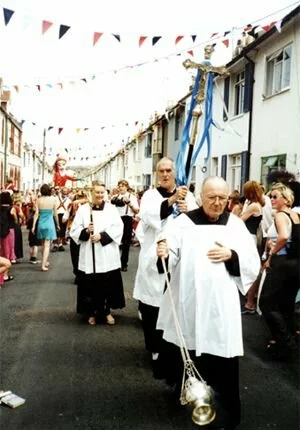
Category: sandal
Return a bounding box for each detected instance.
[88,317,96,326]
[106,314,115,325]
[4,275,14,282]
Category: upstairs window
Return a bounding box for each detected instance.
[266,45,292,96]
[144,132,152,158]
[234,72,245,116]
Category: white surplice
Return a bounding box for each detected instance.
[156,212,261,358]
[70,202,123,274]
[133,188,198,307]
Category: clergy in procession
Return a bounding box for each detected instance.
[70,182,125,326]
[133,157,198,374]
[156,176,261,430]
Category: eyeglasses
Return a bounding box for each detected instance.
[270,194,279,199]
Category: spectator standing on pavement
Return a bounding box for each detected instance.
[70,182,125,326]
[110,180,139,272]
[32,184,59,272]
[133,157,198,374]
[156,176,260,430]
[259,183,300,360]
[0,191,18,265]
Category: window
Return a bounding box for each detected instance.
[229,154,241,191]
[234,72,245,116]
[266,45,292,96]
[175,111,182,140]
[261,154,286,189]
[144,132,152,158]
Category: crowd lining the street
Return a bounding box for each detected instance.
[1,163,299,430]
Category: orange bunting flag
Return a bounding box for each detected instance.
[222,39,229,48]
[42,20,53,35]
[139,36,147,47]
[58,128,63,135]
[175,36,184,45]
[93,32,103,46]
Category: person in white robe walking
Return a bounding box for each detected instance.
[133,157,198,374]
[70,182,125,326]
[156,176,260,430]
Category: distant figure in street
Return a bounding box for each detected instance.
[32,184,59,272]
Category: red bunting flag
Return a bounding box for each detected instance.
[42,20,53,35]
[58,128,63,135]
[175,36,184,45]
[93,32,103,46]
[139,36,147,47]
[222,39,229,48]
[261,21,276,32]
[59,25,70,39]
[187,50,194,57]
[3,8,14,26]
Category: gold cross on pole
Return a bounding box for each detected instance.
[183,45,229,150]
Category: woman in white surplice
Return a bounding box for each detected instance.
[70,182,125,326]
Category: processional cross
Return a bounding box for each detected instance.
[181,45,229,179]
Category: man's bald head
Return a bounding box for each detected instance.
[201,176,229,221]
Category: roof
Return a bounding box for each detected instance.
[227,4,300,68]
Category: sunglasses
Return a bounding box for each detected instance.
[270,194,279,199]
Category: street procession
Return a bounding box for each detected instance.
[0,1,299,429]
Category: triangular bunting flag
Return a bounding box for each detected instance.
[152,36,161,46]
[84,128,89,131]
[210,32,218,38]
[81,78,87,83]
[93,32,103,46]
[59,25,70,39]
[187,50,194,57]
[42,20,53,35]
[58,128,63,135]
[112,34,121,42]
[261,21,276,32]
[175,35,184,45]
[275,19,283,33]
[76,128,81,133]
[37,85,41,91]
[57,83,63,89]
[3,8,14,26]
[13,86,19,93]
[191,35,197,42]
[48,126,54,131]
[139,36,147,47]
[222,39,229,48]
[223,31,230,37]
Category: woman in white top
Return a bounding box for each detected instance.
[259,183,300,360]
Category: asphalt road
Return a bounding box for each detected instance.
[0,235,299,430]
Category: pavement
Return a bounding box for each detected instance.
[0,233,299,430]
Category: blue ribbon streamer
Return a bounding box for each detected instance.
[175,69,202,186]
[175,65,215,186]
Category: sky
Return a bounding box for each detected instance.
[1,0,299,166]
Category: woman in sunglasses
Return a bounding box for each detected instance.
[259,183,300,360]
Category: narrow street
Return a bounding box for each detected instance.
[0,235,299,430]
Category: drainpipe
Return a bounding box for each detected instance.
[3,109,9,185]
[243,53,255,181]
